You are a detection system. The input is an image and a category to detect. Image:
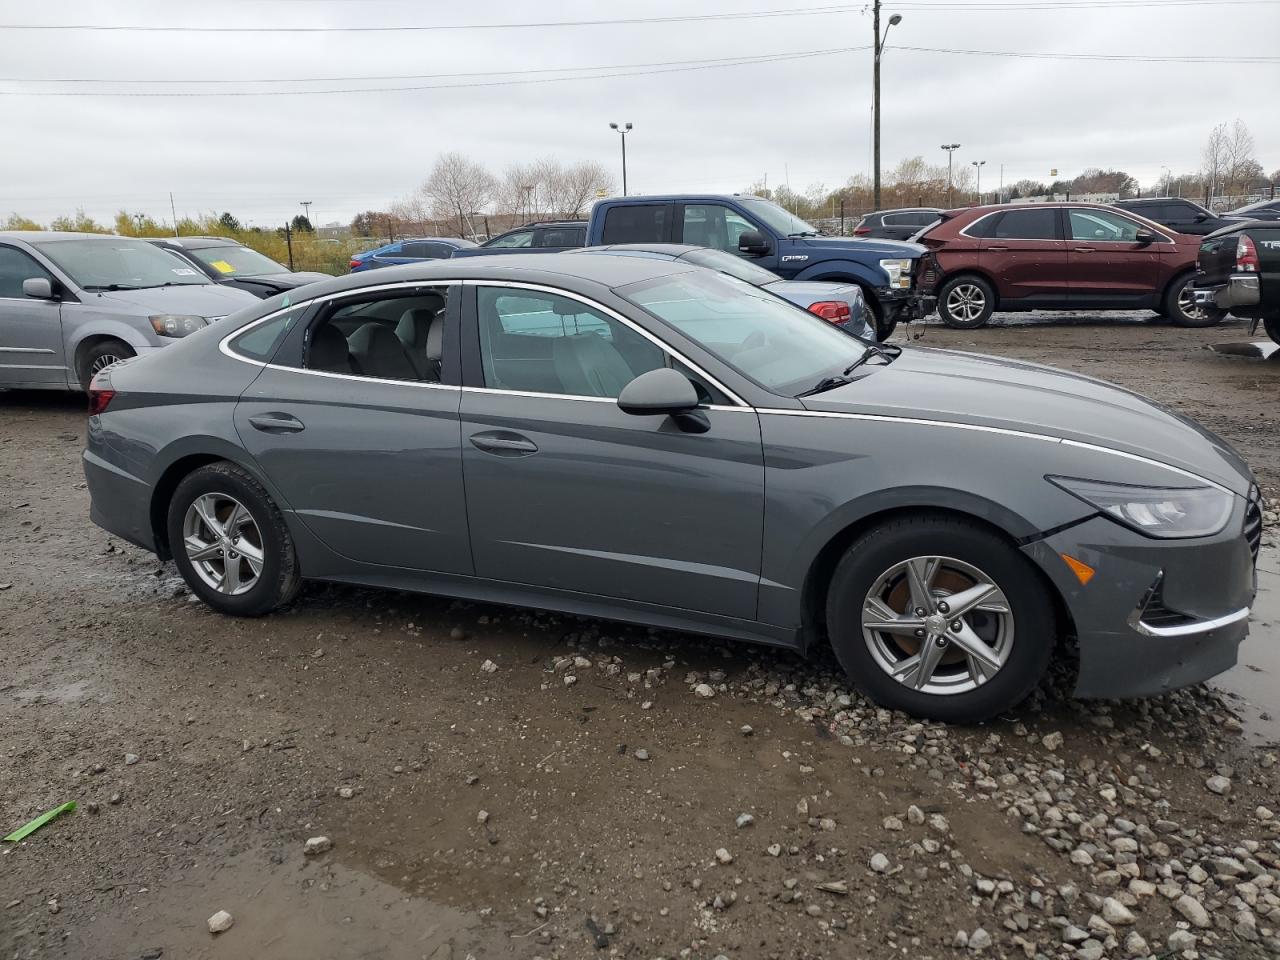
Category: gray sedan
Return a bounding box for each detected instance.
[83,255,1259,722]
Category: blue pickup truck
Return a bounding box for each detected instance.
[453,194,935,338]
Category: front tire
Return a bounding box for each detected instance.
[937,275,996,329]
[824,514,1055,723]
[167,462,302,616]
[79,339,134,391]
[1167,274,1224,328]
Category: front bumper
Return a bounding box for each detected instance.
[1194,274,1261,311]
[877,287,937,321]
[1022,501,1258,699]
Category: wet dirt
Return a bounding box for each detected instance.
[4,312,1280,960]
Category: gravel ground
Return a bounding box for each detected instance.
[3,312,1280,960]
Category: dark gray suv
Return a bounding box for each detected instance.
[83,255,1259,722]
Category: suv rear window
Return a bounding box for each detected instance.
[991,208,1059,240]
[601,205,669,244]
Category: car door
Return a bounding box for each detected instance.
[1066,208,1164,308]
[976,207,1070,307]
[458,282,765,620]
[232,285,472,574]
[0,244,66,386]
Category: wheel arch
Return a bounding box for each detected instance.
[74,334,136,386]
[796,498,1076,659]
[937,267,1000,300]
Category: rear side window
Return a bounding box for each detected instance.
[601,204,670,244]
[229,306,304,362]
[992,208,1059,240]
[401,242,435,259]
[0,245,53,298]
[536,226,585,247]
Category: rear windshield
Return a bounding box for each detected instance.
[34,238,210,289]
[189,244,287,278]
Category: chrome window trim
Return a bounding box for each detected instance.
[756,408,1231,493]
[460,383,747,412]
[466,279,746,406]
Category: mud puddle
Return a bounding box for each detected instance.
[1213,548,1280,743]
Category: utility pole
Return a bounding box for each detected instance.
[971,160,987,203]
[284,223,294,270]
[609,122,632,196]
[873,4,903,210]
[941,144,960,207]
[300,201,313,227]
[170,192,179,236]
[998,163,1004,205]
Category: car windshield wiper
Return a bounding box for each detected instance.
[796,374,852,398]
[132,281,202,289]
[842,343,898,375]
[82,283,143,291]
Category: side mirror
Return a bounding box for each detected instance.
[1134,230,1156,245]
[618,367,699,415]
[737,230,771,256]
[1194,213,1209,222]
[23,277,54,300]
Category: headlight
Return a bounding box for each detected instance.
[878,258,914,290]
[1048,476,1233,539]
[149,314,208,338]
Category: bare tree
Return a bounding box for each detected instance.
[422,153,495,237]
[1203,120,1259,199]
[556,161,614,219]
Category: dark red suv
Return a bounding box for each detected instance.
[916,203,1218,328]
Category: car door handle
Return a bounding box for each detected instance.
[986,245,1009,251]
[248,413,305,433]
[1073,247,1096,253]
[470,431,538,456]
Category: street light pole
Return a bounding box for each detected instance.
[609,122,633,196]
[941,144,960,207]
[971,161,986,203]
[873,5,903,210]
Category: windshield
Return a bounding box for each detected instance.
[188,244,287,277]
[618,268,866,396]
[34,238,210,289]
[681,248,780,287]
[1228,199,1280,216]
[737,198,822,237]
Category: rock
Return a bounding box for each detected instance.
[1174,894,1211,928]
[476,810,490,825]
[739,724,754,736]
[816,880,848,895]
[1123,931,1147,957]
[869,852,890,873]
[448,626,465,640]
[1042,731,1065,751]
[968,927,992,952]
[766,844,781,857]
[207,910,234,934]
[336,786,354,799]
[735,813,754,829]
[693,683,716,699]
[108,792,122,805]
[1255,805,1274,821]
[1205,774,1231,795]
[1076,941,1104,960]
[927,813,950,834]
[1062,925,1089,944]
[124,753,139,766]
[906,804,925,825]
[480,659,498,673]
[1168,929,1197,951]
[882,816,903,831]
[304,836,332,856]
[805,903,822,917]
[714,848,733,865]
[1102,897,1136,925]
[634,749,650,761]
[1070,848,1094,866]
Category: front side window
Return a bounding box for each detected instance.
[487,230,534,249]
[189,245,287,278]
[300,288,450,382]
[620,269,864,396]
[0,246,53,298]
[601,205,669,244]
[992,208,1059,240]
[476,286,666,399]
[681,204,759,251]
[736,198,821,237]
[32,238,209,289]
[1068,209,1142,242]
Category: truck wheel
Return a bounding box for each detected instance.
[1167,274,1224,328]
[1264,314,1280,346]
[938,275,995,329]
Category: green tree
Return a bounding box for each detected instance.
[3,213,44,230]
[290,214,314,233]
[49,209,108,233]
[218,211,242,231]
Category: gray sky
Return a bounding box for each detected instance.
[2,0,1277,228]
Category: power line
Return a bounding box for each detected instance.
[897,43,1280,62]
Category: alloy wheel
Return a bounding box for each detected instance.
[945,283,987,324]
[182,493,265,596]
[860,555,1014,696]
[89,353,126,376]
[1177,279,1206,322]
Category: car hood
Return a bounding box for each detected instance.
[766,279,859,297]
[89,283,259,317]
[794,236,926,258]
[802,346,1253,495]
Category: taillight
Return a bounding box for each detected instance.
[808,301,852,324]
[853,226,872,236]
[88,385,115,416]
[349,258,362,269]
[1237,234,1259,272]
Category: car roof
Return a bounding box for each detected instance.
[599,193,768,204]
[0,231,141,243]
[584,243,707,259]
[867,207,942,215]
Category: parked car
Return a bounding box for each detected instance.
[852,207,943,241]
[1111,197,1232,236]
[452,194,935,339]
[570,243,875,340]
[479,220,586,252]
[349,237,476,272]
[1194,219,1280,343]
[1223,198,1280,222]
[83,254,1258,723]
[916,203,1220,328]
[148,236,331,299]
[0,231,258,391]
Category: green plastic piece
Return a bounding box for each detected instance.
[3,801,76,842]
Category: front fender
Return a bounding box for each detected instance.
[68,317,160,356]
[792,259,888,289]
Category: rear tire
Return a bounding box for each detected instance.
[1167,273,1224,328]
[78,339,134,391]
[937,275,996,329]
[167,462,302,616]
[824,514,1055,723]
[1263,314,1280,346]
